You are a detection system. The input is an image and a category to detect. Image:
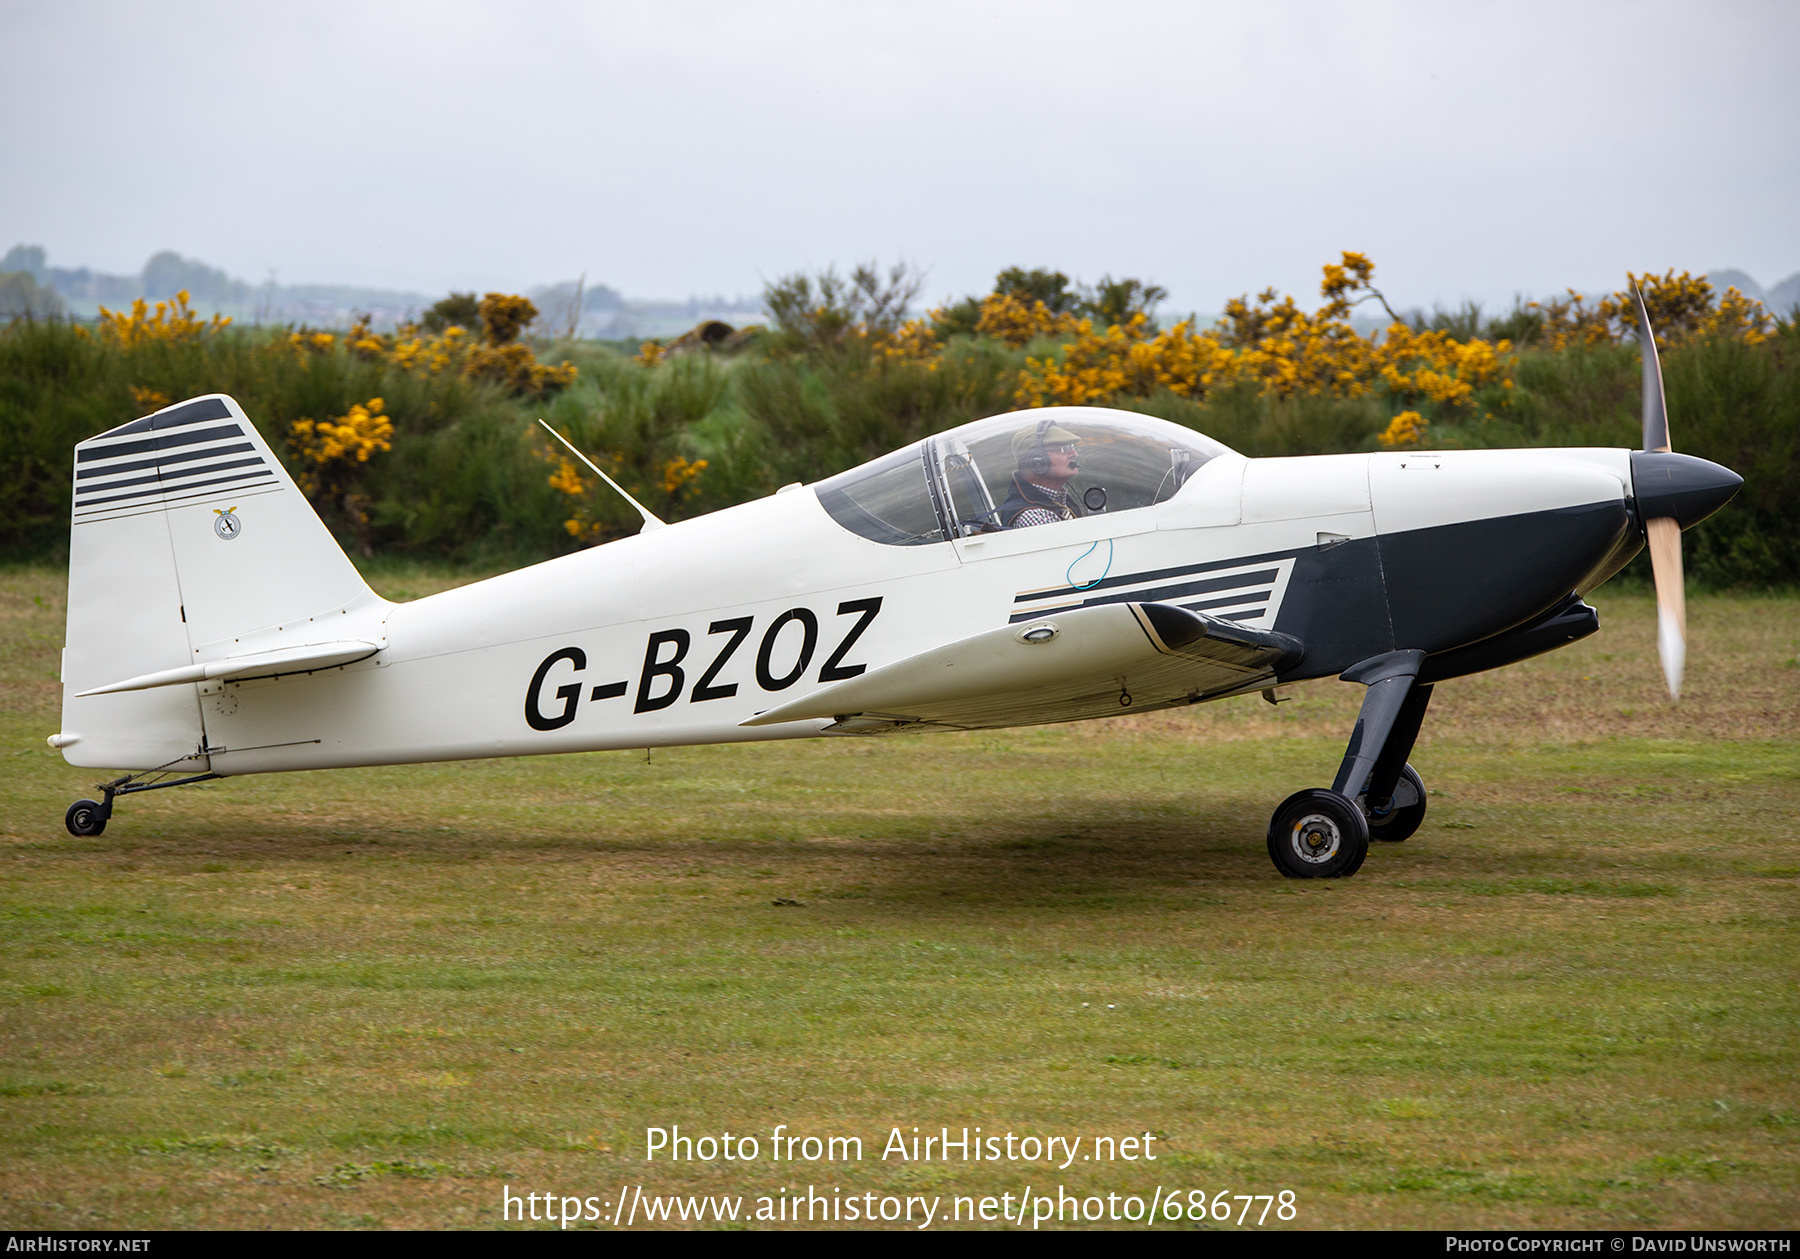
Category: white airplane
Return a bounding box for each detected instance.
[50,297,1740,877]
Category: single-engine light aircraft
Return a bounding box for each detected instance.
[51,296,1740,877]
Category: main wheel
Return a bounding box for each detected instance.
[1267,789,1369,878]
[65,799,107,837]
[1360,763,1427,843]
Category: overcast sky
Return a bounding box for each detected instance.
[3,0,1796,314]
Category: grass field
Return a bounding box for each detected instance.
[1,564,1796,1230]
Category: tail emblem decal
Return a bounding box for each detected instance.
[212,506,242,540]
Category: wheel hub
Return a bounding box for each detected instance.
[1289,812,1341,864]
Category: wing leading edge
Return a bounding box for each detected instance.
[741,602,1303,733]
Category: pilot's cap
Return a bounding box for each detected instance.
[1011,422,1082,463]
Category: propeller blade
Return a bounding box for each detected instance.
[1633,286,1671,453]
[1646,515,1685,700]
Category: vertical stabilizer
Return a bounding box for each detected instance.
[57,394,384,770]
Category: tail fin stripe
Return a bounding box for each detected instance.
[78,423,244,463]
[74,466,275,512]
[155,457,269,486]
[71,482,284,528]
[78,442,257,480]
[77,470,166,495]
[73,461,268,511]
[101,397,233,438]
[80,456,267,497]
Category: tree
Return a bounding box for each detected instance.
[421,292,480,334]
[0,270,64,319]
[993,267,1082,315]
[140,250,233,302]
[763,261,926,349]
[1085,275,1168,330]
[1,244,47,282]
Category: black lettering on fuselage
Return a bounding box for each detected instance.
[635,629,691,713]
[533,599,886,727]
[819,597,883,681]
[692,617,753,702]
[525,647,586,730]
[756,608,819,691]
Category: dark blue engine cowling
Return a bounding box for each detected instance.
[1377,500,1631,655]
[1267,449,1741,681]
[1271,500,1631,678]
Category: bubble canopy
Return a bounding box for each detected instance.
[812,407,1235,546]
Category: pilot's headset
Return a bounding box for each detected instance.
[1022,419,1055,476]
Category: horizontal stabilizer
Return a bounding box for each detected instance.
[76,640,380,696]
[742,602,1301,732]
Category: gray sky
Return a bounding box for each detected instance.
[4,0,1796,314]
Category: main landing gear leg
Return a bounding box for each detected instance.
[1359,681,1432,843]
[1266,649,1428,878]
[64,763,220,837]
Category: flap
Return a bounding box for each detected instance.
[742,602,1301,732]
[75,640,380,696]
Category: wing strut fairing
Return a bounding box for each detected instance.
[742,601,1302,733]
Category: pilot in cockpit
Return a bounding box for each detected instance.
[998,421,1083,528]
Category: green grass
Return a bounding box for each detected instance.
[1,565,1796,1229]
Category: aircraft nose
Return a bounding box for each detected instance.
[1629,452,1743,531]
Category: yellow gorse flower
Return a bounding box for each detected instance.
[1014,254,1511,411]
[1378,411,1429,448]
[976,293,1079,348]
[95,290,229,346]
[128,385,172,414]
[547,457,587,499]
[876,316,941,367]
[289,330,337,353]
[1527,271,1769,350]
[541,440,708,544]
[543,455,599,540]
[995,256,1766,418]
[308,299,576,398]
[659,456,708,497]
[289,398,394,496]
[463,342,578,395]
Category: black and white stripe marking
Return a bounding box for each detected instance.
[72,398,280,521]
[1010,552,1297,627]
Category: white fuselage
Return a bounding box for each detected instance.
[191,447,1635,777]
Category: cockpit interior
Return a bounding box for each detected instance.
[814,407,1233,546]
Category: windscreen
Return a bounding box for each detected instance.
[813,444,946,546]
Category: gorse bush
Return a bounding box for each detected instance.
[1,263,1793,585]
[0,294,579,562]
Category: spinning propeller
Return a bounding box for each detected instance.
[1634,289,1685,699]
[1629,289,1742,701]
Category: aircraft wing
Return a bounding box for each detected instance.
[741,602,1302,733]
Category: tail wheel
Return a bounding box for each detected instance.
[1360,763,1427,843]
[1267,789,1368,879]
[65,799,107,837]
